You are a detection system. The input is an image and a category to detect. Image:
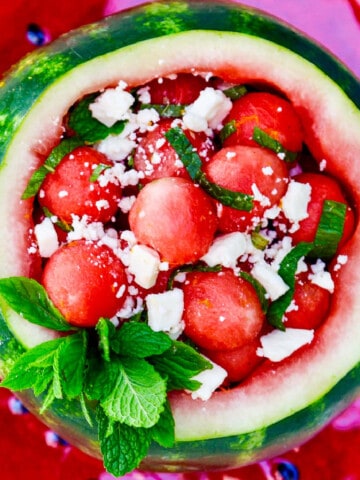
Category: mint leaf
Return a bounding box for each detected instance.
[100,357,167,428]
[150,341,212,391]
[219,120,237,143]
[90,164,112,182]
[68,94,126,143]
[222,84,247,100]
[252,126,297,162]
[0,337,63,391]
[311,199,347,259]
[96,318,116,362]
[239,271,269,314]
[165,126,253,211]
[0,277,72,332]
[111,321,172,358]
[167,263,222,290]
[22,137,84,199]
[56,331,88,398]
[150,399,175,448]
[140,103,185,118]
[97,406,152,477]
[267,242,314,330]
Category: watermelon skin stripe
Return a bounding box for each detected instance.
[1,311,359,471]
[1,0,360,161]
[1,0,360,472]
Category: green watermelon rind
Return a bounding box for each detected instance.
[1,0,360,472]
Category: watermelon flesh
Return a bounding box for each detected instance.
[1,0,360,472]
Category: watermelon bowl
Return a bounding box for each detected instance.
[1,0,360,476]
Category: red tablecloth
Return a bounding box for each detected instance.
[1,1,360,479]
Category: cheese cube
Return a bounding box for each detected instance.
[257,328,314,362]
[34,217,59,258]
[191,358,227,401]
[146,288,185,339]
[128,244,160,289]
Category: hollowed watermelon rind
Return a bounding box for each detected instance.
[1,0,360,472]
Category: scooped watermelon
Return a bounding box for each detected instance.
[1,0,360,477]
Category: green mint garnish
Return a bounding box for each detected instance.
[0,277,73,332]
[167,263,222,290]
[0,277,212,477]
[251,230,269,251]
[266,241,314,330]
[222,84,247,100]
[252,126,297,162]
[219,120,237,143]
[310,199,347,259]
[140,103,186,118]
[68,93,127,143]
[90,163,112,182]
[239,271,269,314]
[165,126,253,211]
[22,137,84,199]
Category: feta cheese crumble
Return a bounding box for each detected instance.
[257,328,314,362]
[190,358,227,401]
[281,180,311,223]
[146,288,185,339]
[34,217,59,258]
[89,81,135,127]
[201,232,247,268]
[128,244,161,289]
[183,87,232,132]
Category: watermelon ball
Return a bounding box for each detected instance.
[128,176,218,266]
[38,146,121,224]
[223,91,304,153]
[204,145,289,233]
[181,269,265,351]
[42,240,128,327]
[143,72,209,105]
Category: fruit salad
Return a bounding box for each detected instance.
[1,0,360,476]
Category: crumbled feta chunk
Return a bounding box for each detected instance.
[34,217,59,258]
[89,81,135,127]
[201,232,247,268]
[309,259,335,293]
[96,134,137,162]
[257,328,314,362]
[146,288,184,339]
[251,262,289,301]
[281,180,311,223]
[191,358,227,401]
[182,87,232,132]
[128,244,161,289]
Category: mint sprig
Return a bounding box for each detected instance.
[0,278,212,477]
[165,126,253,211]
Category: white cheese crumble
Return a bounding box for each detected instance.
[281,180,311,223]
[34,217,59,258]
[201,232,247,268]
[309,259,335,293]
[89,81,135,127]
[182,87,232,132]
[146,288,185,339]
[257,328,314,362]
[128,244,161,289]
[251,262,289,301]
[190,358,227,401]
